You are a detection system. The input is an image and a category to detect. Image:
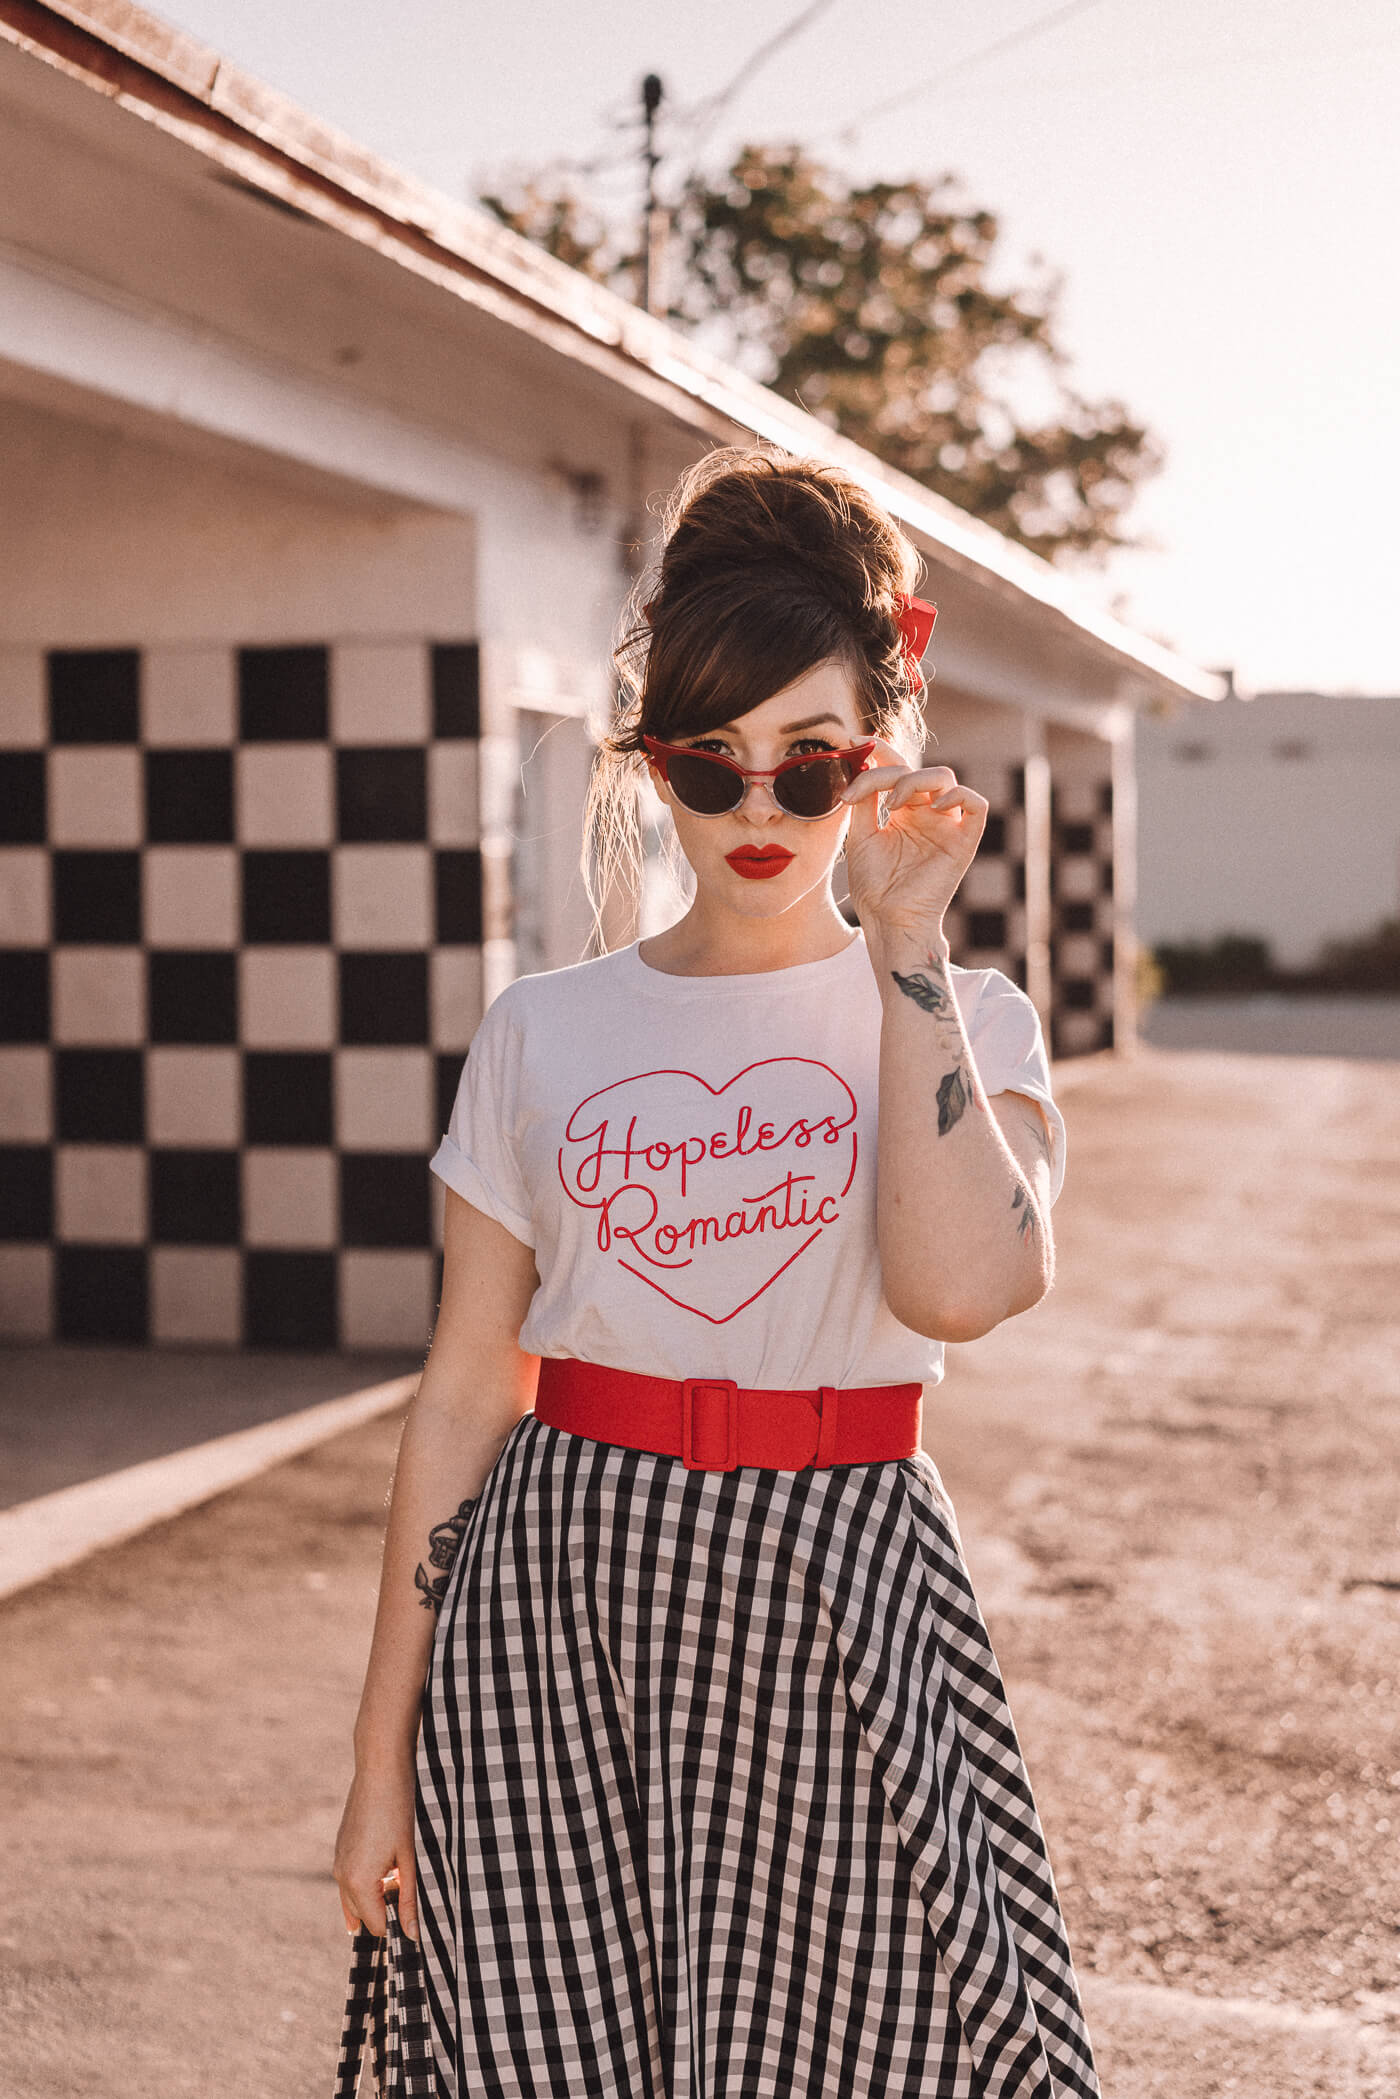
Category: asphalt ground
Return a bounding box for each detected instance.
[2,1043,1399,2097]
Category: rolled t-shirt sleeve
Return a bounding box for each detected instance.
[965,971,1067,1206]
[429,988,536,1246]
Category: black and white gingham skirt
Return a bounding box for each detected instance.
[415,1410,1101,2098]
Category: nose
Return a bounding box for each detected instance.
[737,775,784,820]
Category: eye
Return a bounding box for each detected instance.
[788,737,838,756]
[683,737,733,755]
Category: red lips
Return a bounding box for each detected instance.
[725,846,795,881]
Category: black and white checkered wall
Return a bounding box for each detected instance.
[0,641,483,1349]
[1049,774,1116,1057]
[934,759,1030,994]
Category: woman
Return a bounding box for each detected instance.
[334,446,1101,2097]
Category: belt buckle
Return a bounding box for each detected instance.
[681,1378,739,1472]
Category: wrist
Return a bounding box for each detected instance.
[865,917,951,978]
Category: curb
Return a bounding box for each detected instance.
[0,1372,417,1604]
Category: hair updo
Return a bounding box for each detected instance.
[582,444,932,949]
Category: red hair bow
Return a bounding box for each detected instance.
[894,594,937,689]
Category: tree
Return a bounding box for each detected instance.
[481,144,1161,566]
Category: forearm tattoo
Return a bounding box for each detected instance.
[1010,1181,1038,1245]
[414,1496,478,1613]
[891,956,983,1137]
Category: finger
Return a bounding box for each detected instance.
[351,1880,389,1938]
[397,1856,420,1944]
[340,1896,361,1936]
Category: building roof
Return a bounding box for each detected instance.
[0,0,1226,706]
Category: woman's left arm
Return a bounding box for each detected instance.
[871,928,1055,1339]
[843,744,1057,1342]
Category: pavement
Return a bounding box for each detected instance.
[3,1042,1400,2097]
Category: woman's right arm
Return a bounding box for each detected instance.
[332,1185,541,1941]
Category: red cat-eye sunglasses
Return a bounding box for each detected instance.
[642,736,876,820]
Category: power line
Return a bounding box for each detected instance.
[684,0,842,159]
[818,0,1113,143]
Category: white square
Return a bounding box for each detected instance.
[0,851,49,945]
[334,846,431,949]
[243,1148,337,1246]
[1058,933,1101,978]
[340,1248,436,1350]
[142,648,236,746]
[49,748,142,846]
[144,848,239,948]
[428,741,480,847]
[960,857,1012,907]
[147,1048,241,1147]
[240,948,336,1047]
[336,1048,433,1150]
[150,1247,242,1344]
[0,1049,51,1142]
[237,745,333,845]
[1055,857,1098,903]
[0,1245,52,1336]
[430,945,484,1048]
[55,1144,146,1243]
[332,643,431,745]
[52,949,145,1044]
[0,650,44,746]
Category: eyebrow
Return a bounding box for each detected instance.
[713,712,845,735]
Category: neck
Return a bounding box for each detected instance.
[639,885,859,977]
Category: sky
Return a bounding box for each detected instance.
[152,0,1400,697]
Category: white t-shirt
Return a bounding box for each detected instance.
[429,931,1065,1392]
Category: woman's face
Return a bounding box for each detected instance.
[646,658,869,919]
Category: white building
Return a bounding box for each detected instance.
[0,0,1221,1351]
[1137,690,1400,969]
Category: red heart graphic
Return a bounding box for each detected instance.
[556,1060,859,1323]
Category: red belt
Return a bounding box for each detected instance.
[533,1356,922,1474]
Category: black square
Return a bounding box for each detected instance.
[145,749,235,843]
[338,954,429,1045]
[56,1244,148,1342]
[1100,859,1114,897]
[336,749,428,843]
[1101,936,1116,975]
[341,1153,431,1247]
[244,1247,337,1347]
[1010,765,1025,809]
[1059,978,1096,1012]
[241,850,332,944]
[1058,822,1095,856]
[0,951,50,1042]
[434,850,482,945]
[150,1149,241,1243]
[0,753,46,843]
[0,1146,53,1238]
[1013,861,1027,903]
[1060,901,1095,934]
[238,647,329,741]
[435,1050,466,1138]
[431,643,479,739]
[1099,780,1114,818]
[244,1051,333,1145]
[48,651,140,743]
[148,952,238,1045]
[55,1048,144,1142]
[981,813,1006,856]
[1011,953,1028,990]
[966,911,1007,950]
[53,851,141,944]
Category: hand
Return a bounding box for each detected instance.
[333,1764,419,1941]
[840,738,988,946]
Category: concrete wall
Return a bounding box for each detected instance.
[1137,692,1400,968]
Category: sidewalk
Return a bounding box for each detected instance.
[3,1044,1399,2096]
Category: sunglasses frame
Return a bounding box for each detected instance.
[641,735,876,820]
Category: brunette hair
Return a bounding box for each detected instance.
[583,444,931,950]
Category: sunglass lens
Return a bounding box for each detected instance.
[667,751,743,815]
[774,754,851,818]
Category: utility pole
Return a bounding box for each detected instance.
[640,73,668,317]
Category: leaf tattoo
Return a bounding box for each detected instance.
[891,969,953,1018]
[414,1495,479,1613]
[936,1064,970,1136]
[1011,1182,1039,1245]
